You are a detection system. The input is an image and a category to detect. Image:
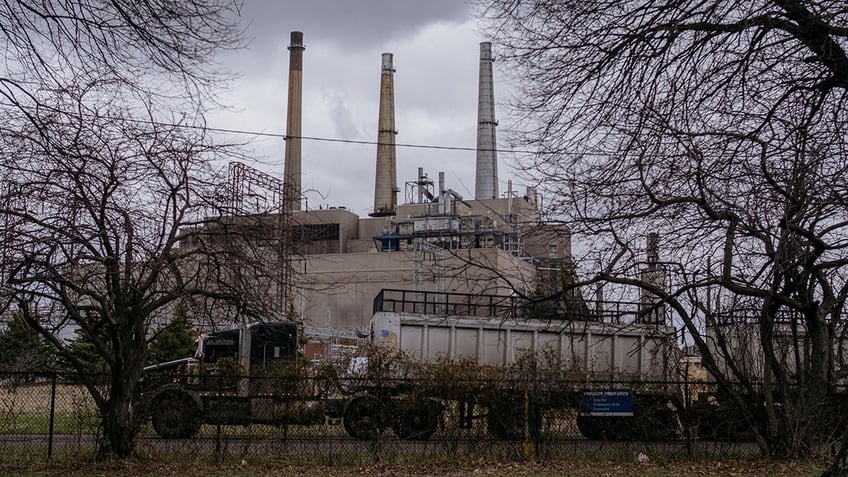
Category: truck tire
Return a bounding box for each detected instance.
[392,398,441,440]
[151,387,203,438]
[487,398,542,440]
[692,395,756,442]
[577,397,679,441]
[637,400,679,441]
[577,415,629,441]
[343,395,388,440]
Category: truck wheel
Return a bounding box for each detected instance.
[393,399,441,440]
[151,388,203,438]
[343,395,387,440]
[578,400,679,441]
[576,415,601,440]
[487,399,542,440]
[637,401,679,441]
[577,415,629,441]
[692,396,756,442]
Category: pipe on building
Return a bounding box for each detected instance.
[475,42,499,200]
[371,53,398,217]
[284,31,305,212]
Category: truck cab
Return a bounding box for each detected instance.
[143,321,299,375]
[142,320,308,438]
[195,322,298,370]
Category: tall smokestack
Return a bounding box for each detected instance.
[640,233,666,324]
[284,31,305,212]
[475,42,499,200]
[371,53,397,217]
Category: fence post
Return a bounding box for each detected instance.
[521,390,534,460]
[47,373,56,461]
[683,370,694,458]
[215,422,222,462]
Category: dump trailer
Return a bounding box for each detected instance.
[340,289,682,441]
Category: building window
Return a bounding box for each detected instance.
[293,223,340,242]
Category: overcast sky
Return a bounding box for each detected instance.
[209,0,515,215]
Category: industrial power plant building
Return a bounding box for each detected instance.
[201,32,574,358]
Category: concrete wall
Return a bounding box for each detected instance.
[186,196,573,334]
[295,247,538,329]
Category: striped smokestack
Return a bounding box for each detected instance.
[283,31,305,212]
[475,42,499,200]
[370,53,397,217]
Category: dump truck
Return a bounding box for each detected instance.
[142,288,682,441]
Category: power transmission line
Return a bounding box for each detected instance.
[0,100,550,155]
[144,121,548,155]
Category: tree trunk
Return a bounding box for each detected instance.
[98,378,139,459]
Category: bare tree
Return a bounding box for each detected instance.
[478,0,848,459]
[0,1,245,459]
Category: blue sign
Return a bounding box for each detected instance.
[580,389,635,417]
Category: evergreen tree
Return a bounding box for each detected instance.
[0,311,56,372]
[61,327,108,374]
[147,306,197,365]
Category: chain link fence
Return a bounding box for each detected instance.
[0,370,770,465]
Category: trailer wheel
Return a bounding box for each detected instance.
[638,401,679,441]
[577,415,629,441]
[393,399,441,440]
[151,388,203,438]
[343,395,387,440]
[692,396,756,442]
[487,398,542,440]
[577,399,679,441]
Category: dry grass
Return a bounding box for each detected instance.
[0,381,831,476]
[2,458,827,477]
[0,383,95,414]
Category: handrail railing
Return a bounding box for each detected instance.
[372,288,668,325]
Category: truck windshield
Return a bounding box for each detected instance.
[201,338,237,364]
